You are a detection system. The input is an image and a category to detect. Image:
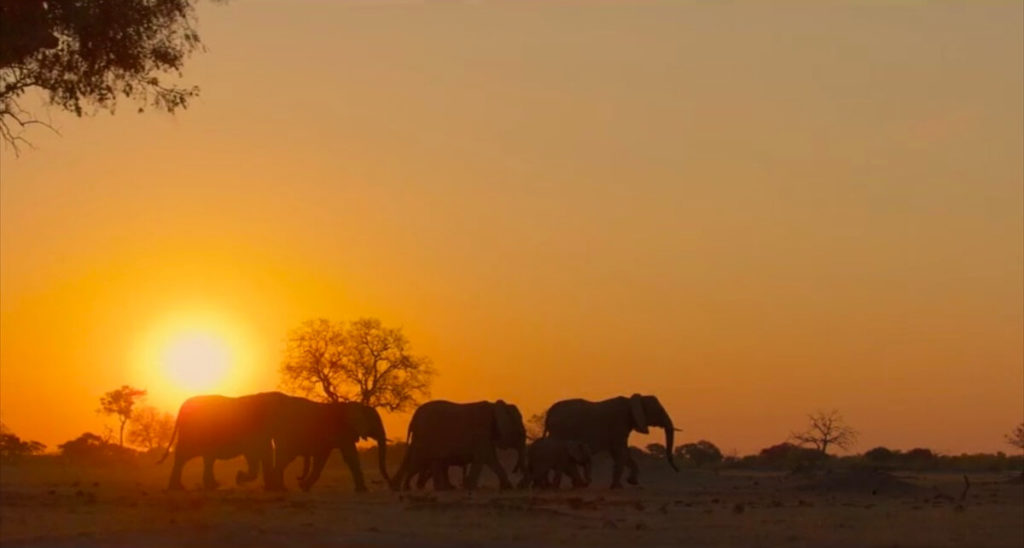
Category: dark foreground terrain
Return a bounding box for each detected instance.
[1,456,1021,548]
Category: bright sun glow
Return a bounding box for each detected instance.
[162,332,231,391]
[137,311,254,404]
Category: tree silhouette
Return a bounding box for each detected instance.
[675,440,724,467]
[280,318,435,412]
[126,405,175,451]
[645,443,667,459]
[98,385,147,447]
[790,409,858,456]
[0,0,224,149]
[1007,423,1024,451]
[525,412,547,441]
[0,423,45,461]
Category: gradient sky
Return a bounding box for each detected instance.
[1,0,1021,455]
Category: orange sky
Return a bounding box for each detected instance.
[1,0,1021,455]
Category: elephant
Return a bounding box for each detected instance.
[391,400,526,491]
[544,394,678,489]
[159,392,289,490]
[270,396,390,492]
[518,438,591,489]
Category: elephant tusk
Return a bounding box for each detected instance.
[673,428,683,432]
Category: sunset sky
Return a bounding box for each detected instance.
[1,0,1021,455]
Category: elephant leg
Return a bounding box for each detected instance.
[299,451,329,492]
[202,456,219,490]
[168,452,189,491]
[236,453,260,485]
[564,463,586,488]
[581,460,593,487]
[479,448,513,490]
[297,456,311,481]
[625,452,640,485]
[413,468,429,490]
[273,447,300,492]
[609,446,627,489]
[552,468,564,489]
[391,447,414,491]
[340,443,367,493]
[459,464,469,488]
[258,442,277,491]
[432,462,455,491]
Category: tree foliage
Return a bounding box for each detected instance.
[280,318,436,413]
[0,0,219,148]
[645,443,666,459]
[791,409,858,456]
[0,423,46,461]
[525,412,547,441]
[675,440,724,467]
[58,432,136,464]
[98,385,147,447]
[126,405,175,451]
[1007,423,1024,451]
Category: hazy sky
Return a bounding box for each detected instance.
[1,0,1021,455]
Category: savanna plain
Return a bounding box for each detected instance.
[2,453,1021,548]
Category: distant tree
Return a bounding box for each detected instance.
[0,0,225,149]
[675,440,724,467]
[1006,423,1024,451]
[863,446,899,462]
[757,442,823,469]
[645,443,667,459]
[280,318,435,412]
[791,410,858,456]
[126,405,175,451]
[58,432,135,464]
[525,412,546,441]
[98,385,147,447]
[0,423,45,461]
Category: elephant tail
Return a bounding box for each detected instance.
[156,415,180,465]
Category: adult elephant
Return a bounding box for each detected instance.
[272,397,390,492]
[391,400,526,491]
[544,394,678,489]
[159,392,289,490]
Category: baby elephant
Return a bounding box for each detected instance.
[520,438,592,489]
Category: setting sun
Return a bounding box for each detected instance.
[133,311,256,406]
[161,332,231,392]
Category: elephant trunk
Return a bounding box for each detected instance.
[663,420,678,472]
[376,434,390,483]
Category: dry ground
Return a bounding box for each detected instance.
[1,455,1021,548]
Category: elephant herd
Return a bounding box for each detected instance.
[159,392,678,492]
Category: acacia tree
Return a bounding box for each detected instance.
[126,405,175,451]
[791,409,858,456]
[280,318,435,413]
[98,385,147,447]
[0,0,224,149]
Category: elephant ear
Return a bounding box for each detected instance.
[493,400,516,443]
[629,394,649,434]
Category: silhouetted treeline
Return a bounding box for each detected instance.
[632,441,1023,473]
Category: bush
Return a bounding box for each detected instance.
[757,442,823,471]
[864,446,899,463]
[58,433,137,465]
[0,431,46,461]
[675,440,724,468]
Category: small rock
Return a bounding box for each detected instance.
[732,503,745,514]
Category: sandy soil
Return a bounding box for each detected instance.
[1,456,1021,548]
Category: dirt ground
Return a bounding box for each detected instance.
[1,456,1021,548]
